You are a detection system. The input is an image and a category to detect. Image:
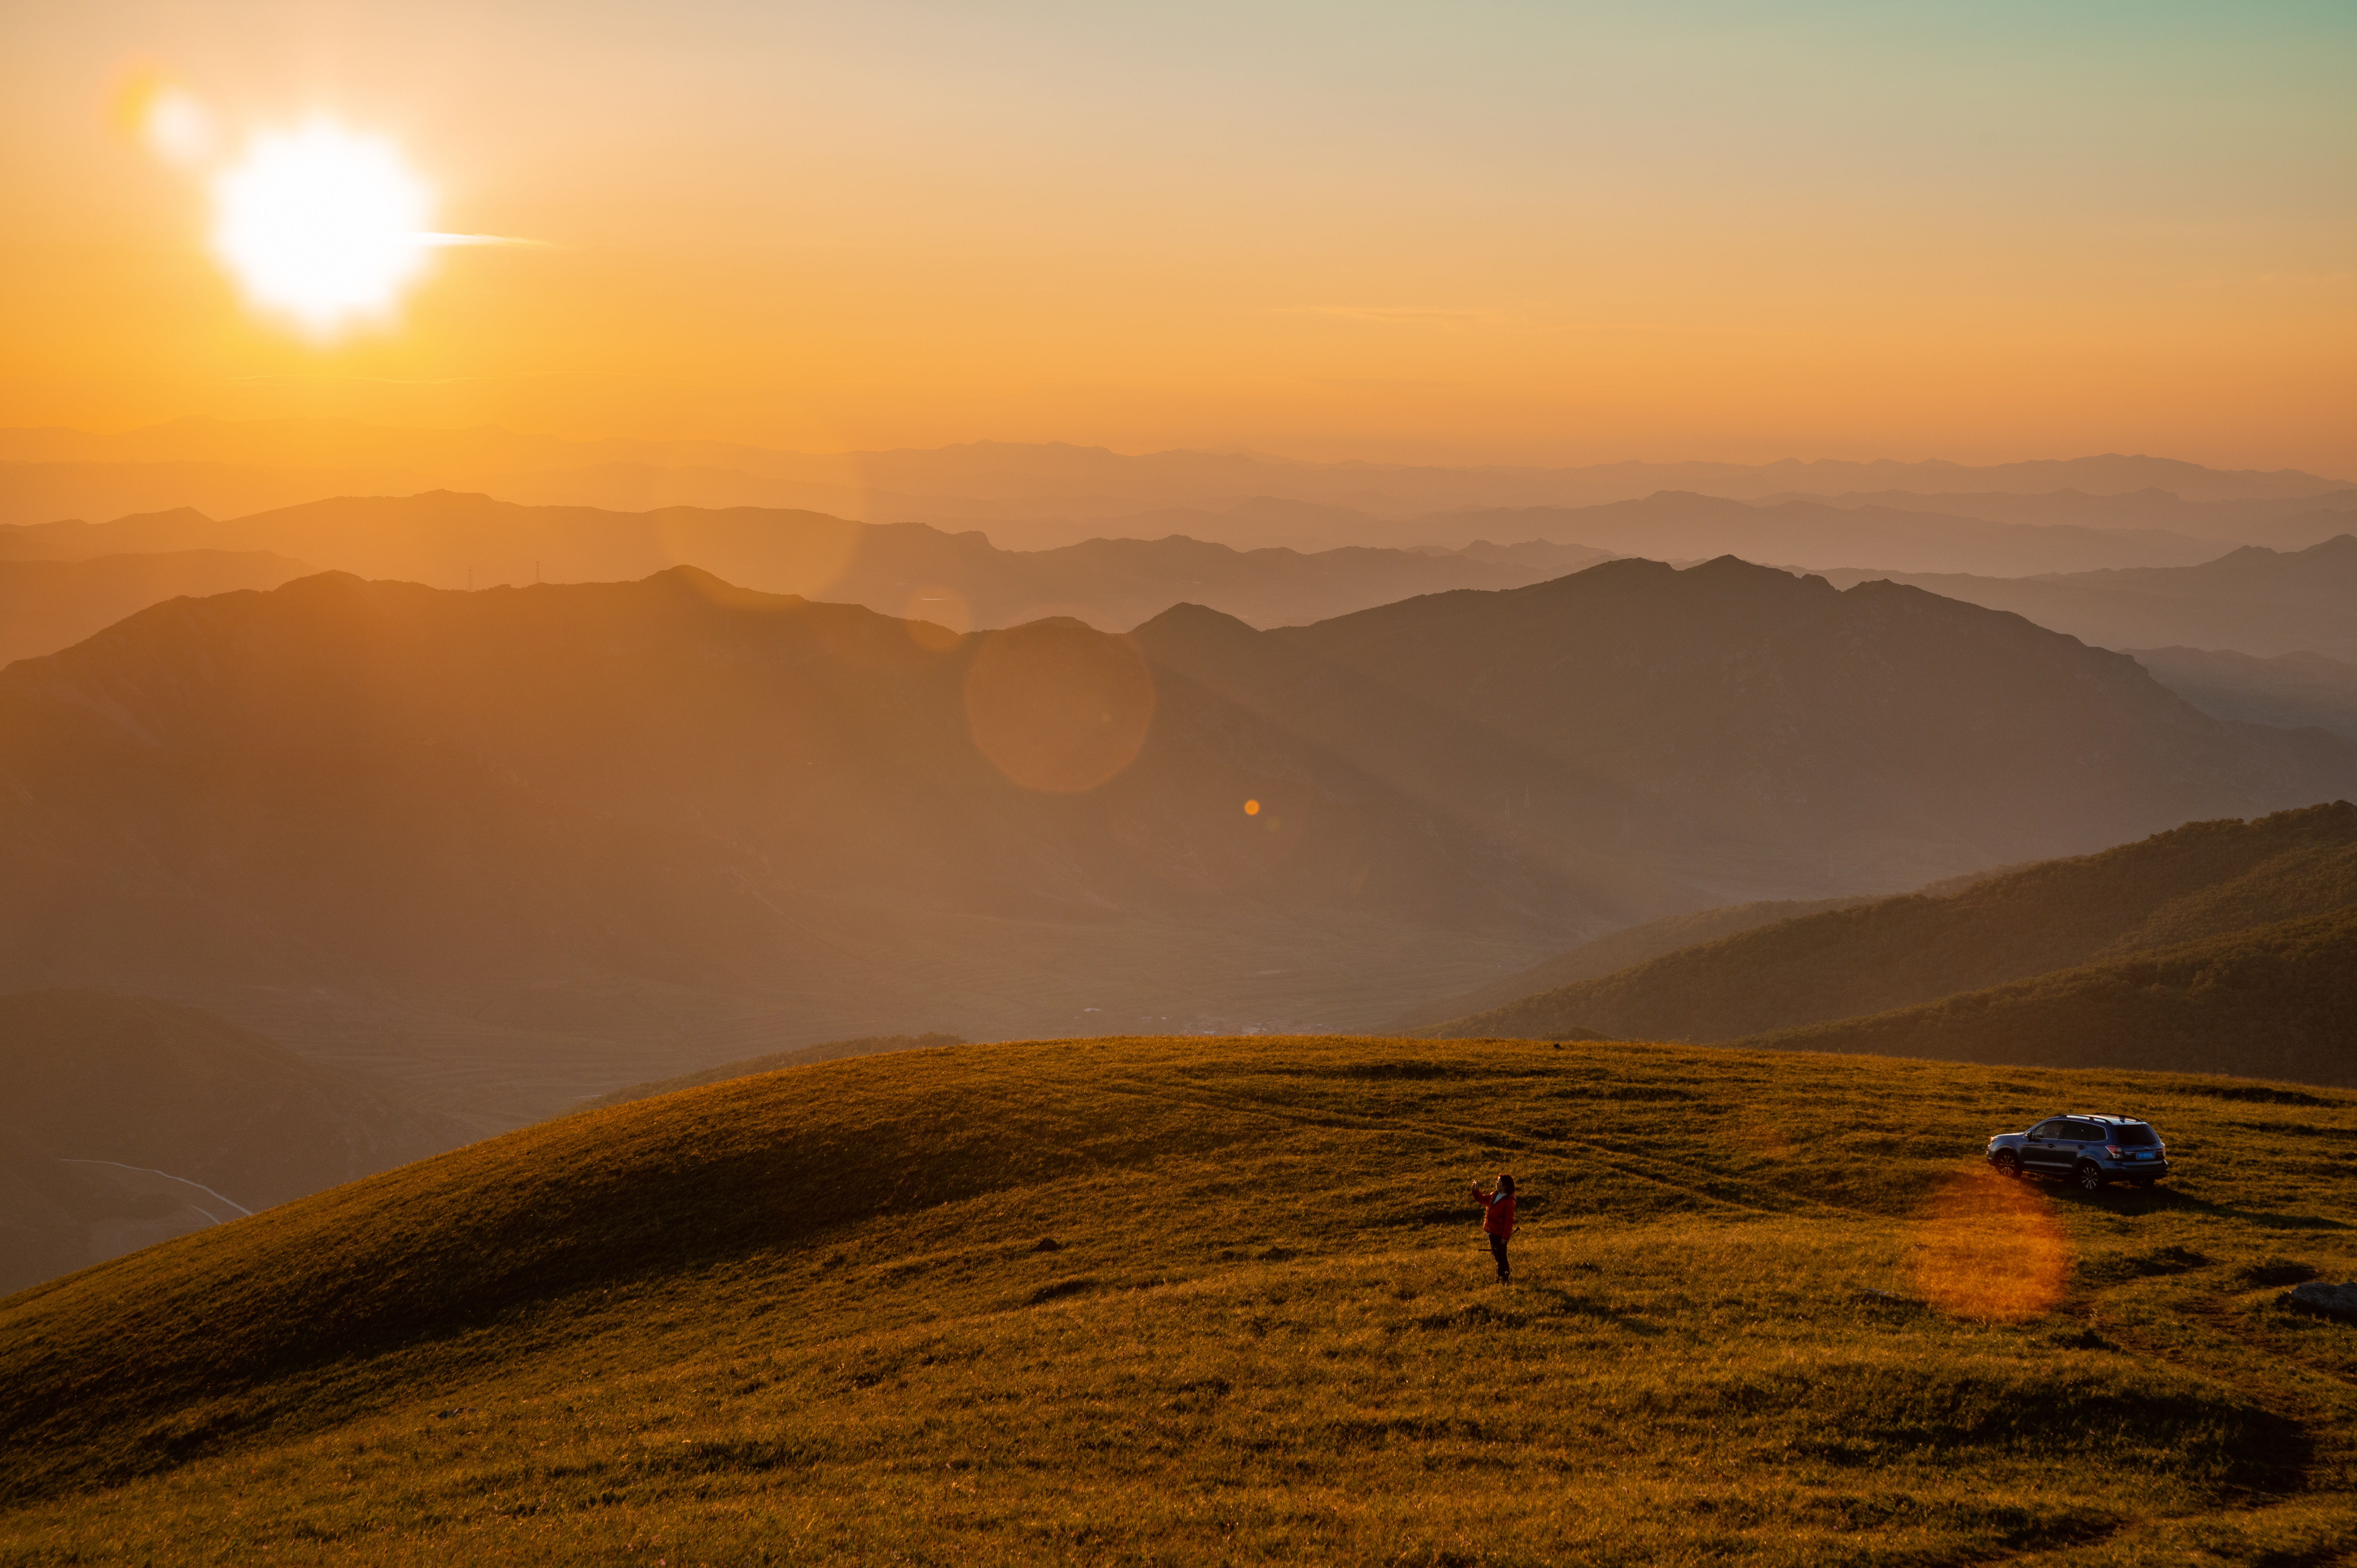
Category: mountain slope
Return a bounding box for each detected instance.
[1,1033,2351,1563]
[2134,647,2357,741]
[6,561,2349,1116]
[1388,895,1870,1030]
[1425,802,2357,1048]
[575,1031,965,1110]
[1815,535,2357,661]
[1138,557,2357,898]
[1732,905,2357,1085]
[0,568,1595,1101]
[0,990,478,1293]
[0,550,313,666]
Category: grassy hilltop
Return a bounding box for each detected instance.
[4,1034,2357,1564]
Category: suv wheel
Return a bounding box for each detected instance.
[2075,1162,2106,1193]
[1993,1151,2021,1179]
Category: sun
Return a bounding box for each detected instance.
[209,120,436,339]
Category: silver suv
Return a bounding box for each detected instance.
[1986,1114,2171,1192]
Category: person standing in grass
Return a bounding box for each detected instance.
[1470,1173,1516,1283]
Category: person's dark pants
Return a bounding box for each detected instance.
[1489,1233,1510,1282]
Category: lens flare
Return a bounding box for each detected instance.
[964,620,1155,794]
[209,120,435,339]
[1909,1166,2068,1322]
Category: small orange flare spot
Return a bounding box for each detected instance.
[1244,799,1261,815]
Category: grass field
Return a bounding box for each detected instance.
[4,1034,2356,1565]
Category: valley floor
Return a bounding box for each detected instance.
[4,1038,2356,1564]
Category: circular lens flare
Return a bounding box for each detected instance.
[210,120,434,339]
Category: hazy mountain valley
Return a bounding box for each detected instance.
[6,428,2357,1562]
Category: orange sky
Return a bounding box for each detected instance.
[3,2,2352,472]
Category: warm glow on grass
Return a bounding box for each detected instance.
[209,121,435,339]
[1910,1165,2069,1322]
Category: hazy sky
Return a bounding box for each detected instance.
[4,1,2352,470]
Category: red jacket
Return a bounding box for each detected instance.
[1477,1190,1515,1237]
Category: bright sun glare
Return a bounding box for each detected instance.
[209,120,435,339]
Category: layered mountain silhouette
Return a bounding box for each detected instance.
[0,492,1596,637]
[1423,802,2357,1074]
[0,989,474,1294]
[2,557,2347,1117]
[1773,487,2357,553]
[0,550,312,665]
[2133,647,2357,741]
[6,419,2345,543]
[1815,536,2357,661]
[1355,493,2236,576]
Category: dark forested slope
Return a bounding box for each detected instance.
[1735,905,2357,1086]
[1428,802,2357,1046]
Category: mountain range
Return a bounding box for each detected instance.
[4,555,2344,1120]
[1773,486,2357,554]
[1815,535,2357,661]
[1095,490,2251,572]
[2131,647,2357,740]
[5,419,2346,546]
[0,491,1601,638]
[0,550,312,666]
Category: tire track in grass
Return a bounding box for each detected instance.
[1078,1069,1841,1221]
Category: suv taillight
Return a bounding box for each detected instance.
[2104,1146,2123,1158]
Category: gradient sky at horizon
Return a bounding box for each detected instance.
[3,0,2352,471]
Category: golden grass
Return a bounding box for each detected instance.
[4,1034,2356,1564]
[1910,1167,2070,1322]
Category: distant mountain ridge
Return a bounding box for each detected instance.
[0,492,1595,636]
[3,419,2342,540]
[1814,535,2357,661]
[1100,490,2240,572]
[2133,647,2357,741]
[1770,487,2357,553]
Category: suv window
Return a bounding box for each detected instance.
[2030,1120,2066,1139]
[2112,1124,2157,1146]
[2065,1122,2102,1142]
